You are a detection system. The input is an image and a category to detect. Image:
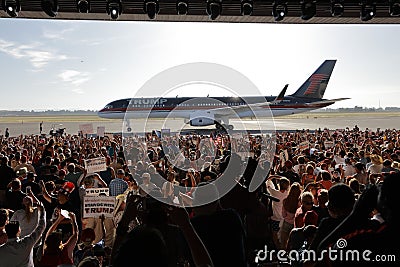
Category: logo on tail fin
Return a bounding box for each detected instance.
[291,60,336,99]
[304,73,329,96]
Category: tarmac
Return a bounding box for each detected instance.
[1,112,399,137]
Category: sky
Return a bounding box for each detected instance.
[1,18,400,111]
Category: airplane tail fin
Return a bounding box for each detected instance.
[290,60,337,99]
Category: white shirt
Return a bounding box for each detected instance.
[367,164,383,174]
[343,164,357,177]
[139,182,159,196]
[334,155,345,166]
[0,209,46,267]
[266,179,289,222]
[10,208,39,243]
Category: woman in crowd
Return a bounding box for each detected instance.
[280,182,302,249]
[38,209,79,267]
[301,164,316,187]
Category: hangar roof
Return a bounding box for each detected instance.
[1,0,400,24]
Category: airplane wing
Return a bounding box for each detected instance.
[304,98,350,106]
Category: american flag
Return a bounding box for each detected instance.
[304,73,329,95]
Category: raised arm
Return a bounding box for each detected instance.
[26,187,40,206]
[169,205,214,267]
[64,211,79,260]
[39,180,52,203]
[111,192,141,264]
[22,202,46,251]
[44,208,64,242]
[94,174,108,188]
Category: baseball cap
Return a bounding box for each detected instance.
[59,181,75,195]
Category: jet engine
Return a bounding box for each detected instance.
[189,111,215,126]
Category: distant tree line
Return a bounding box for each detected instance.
[313,106,400,112]
[0,110,97,116]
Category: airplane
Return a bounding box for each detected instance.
[98,60,349,130]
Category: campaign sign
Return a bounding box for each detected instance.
[97,126,106,137]
[84,157,107,173]
[79,123,94,135]
[85,187,109,196]
[83,195,116,218]
[299,141,310,151]
[324,140,334,149]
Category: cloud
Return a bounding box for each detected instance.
[71,88,85,94]
[0,39,68,69]
[42,28,75,40]
[58,70,91,93]
[43,27,101,46]
[25,50,67,68]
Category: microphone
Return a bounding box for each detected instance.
[262,192,280,202]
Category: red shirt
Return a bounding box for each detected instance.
[39,247,72,267]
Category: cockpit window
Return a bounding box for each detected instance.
[104,104,113,109]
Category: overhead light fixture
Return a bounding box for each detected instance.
[106,0,122,20]
[272,1,287,21]
[241,0,253,16]
[360,2,376,21]
[176,0,188,15]
[331,0,344,17]
[390,1,400,16]
[144,0,159,19]
[77,0,90,13]
[300,0,316,20]
[2,0,20,17]
[41,0,58,17]
[206,0,222,20]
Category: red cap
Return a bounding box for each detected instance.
[59,181,75,195]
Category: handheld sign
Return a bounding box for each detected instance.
[79,123,94,135]
[83,195,116,218]
[85,187,109,196]
[298,141,310,151]
[84,157,107,173]
[324,140,334,149]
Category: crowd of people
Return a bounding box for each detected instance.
[0,124,398,267]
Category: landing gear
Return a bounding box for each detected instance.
[216,122,223,130]
[215,122,234,131]
[124,119,132,132]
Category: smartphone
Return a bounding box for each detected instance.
[60,209,70,219]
